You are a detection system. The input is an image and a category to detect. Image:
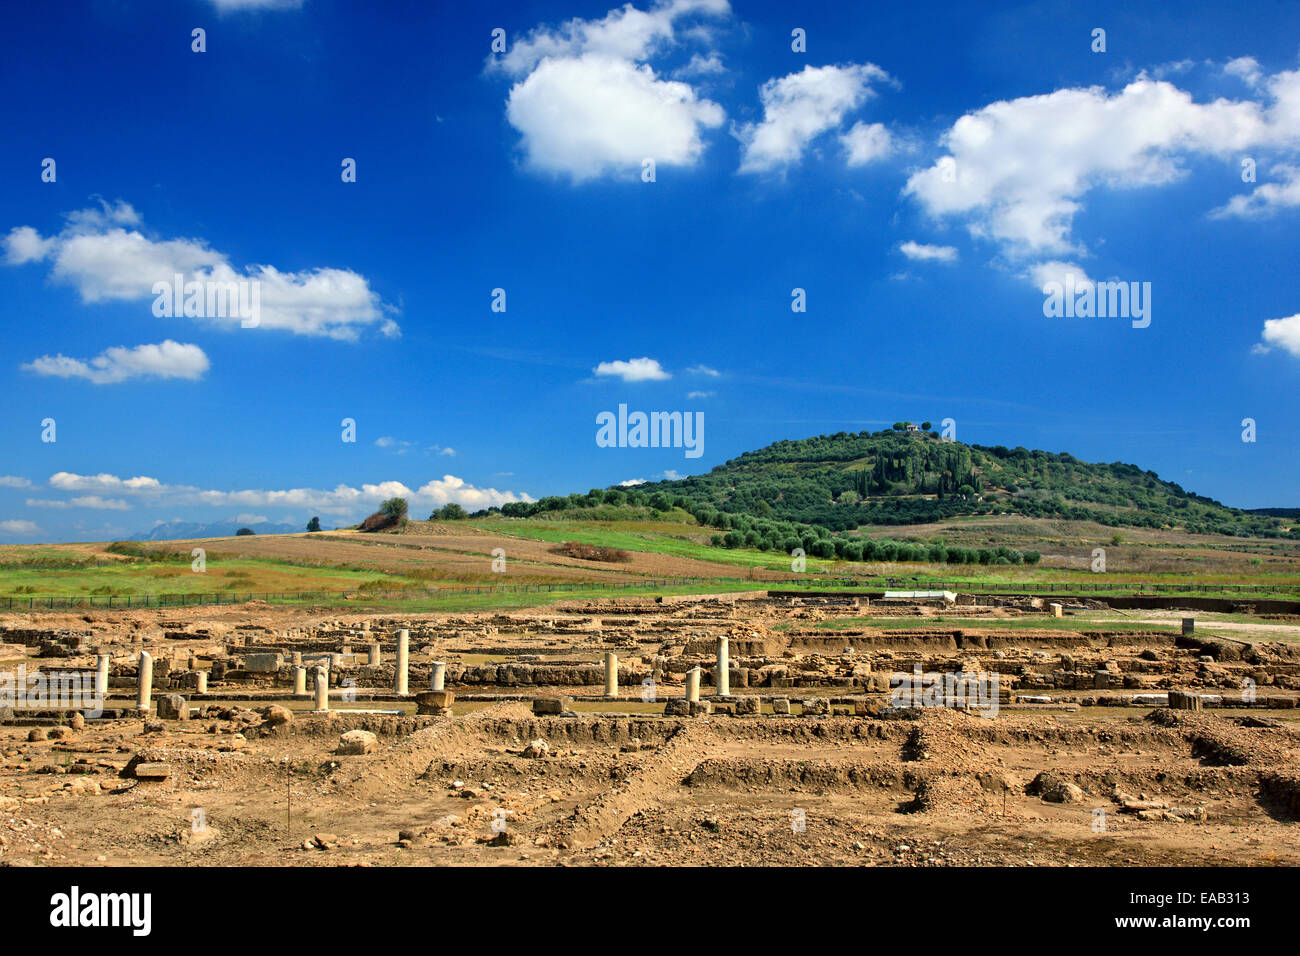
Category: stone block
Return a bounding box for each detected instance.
[338,729,378,755]
[532,697,572,716]
[244,653,283,673]
[415,690,455,715]
[157,694,188,720]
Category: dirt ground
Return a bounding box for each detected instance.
[2,592,1298,867]
[4,705,1297,867]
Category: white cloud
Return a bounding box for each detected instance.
[26,496,130,510]
[905,68,1300,260]
[50,473,165,494]
[1224,56,1265,89]
[1026,260,1095,293]
[207,0,303,10]
[42,472,532,516]
[841,121,894,166]
[0,520,40,536]
[235,513,271,524]
[490,0,730,79]
[492,1,731,182]
[376,436,455,457]
[686,390,714,399]
[618,478,647,486]
[412,476,525,510]
[686,363,719,376]
[1211,164,1300,218]
[505,54,723,181]
[1257,312,1300,356]
[593,356,671,381]
[0,476,32,488]
[23,340,209,385]
[675,52,725,78]
[3,226,55,264]
[898,241,958,263]
[738,63,892,174]
[4,201,397,340]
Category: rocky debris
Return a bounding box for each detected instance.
[27,729,46,742]
[977,771,1022,793]
[521,738,549,759]
[310,832,339,850]
[262,704,293,726]
[1028,772,1084,804]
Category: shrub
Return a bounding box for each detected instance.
[548,542,631,563]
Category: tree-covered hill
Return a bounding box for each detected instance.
[488,426,1291,543]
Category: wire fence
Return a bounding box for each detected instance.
[3,574,1297,609]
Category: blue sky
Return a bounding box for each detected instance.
[2,0,1298,542]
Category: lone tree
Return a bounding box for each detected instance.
[430,502,467,520]
[306,516,321,532]
[360,496,411,532]
[236,527,255,536]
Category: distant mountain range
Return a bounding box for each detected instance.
[128,519,300,541]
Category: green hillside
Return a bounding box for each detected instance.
[489,428,1291,550]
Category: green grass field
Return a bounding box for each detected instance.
[2,512,1298,609]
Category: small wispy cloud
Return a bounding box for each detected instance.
[22,340,209,385]
[898,241,958,263]
[0,520,40,536]
[593,357,671,382]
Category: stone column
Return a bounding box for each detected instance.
[136,651,153,712]
[604,652,618,698]
[368,643,381,666]
[292,651,302,665]
[431,661,446,692]
[394,628,410,695]
[686,666,701,703]
[195,671,208,694]
[313,666,329,711]
[293,666,307,696]
[716,636,730,697]
[95,654,109,702]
